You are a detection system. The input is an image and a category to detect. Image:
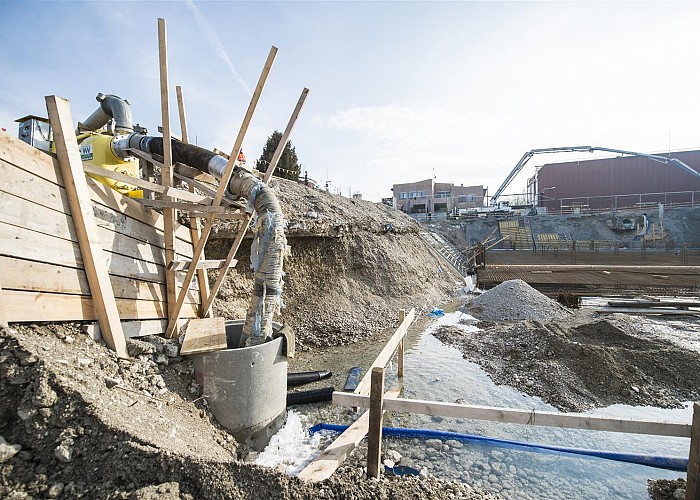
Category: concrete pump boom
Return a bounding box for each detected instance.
[490,146,700,205]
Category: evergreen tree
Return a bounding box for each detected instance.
[255,131,301,181]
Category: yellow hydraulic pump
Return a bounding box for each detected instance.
[76,132,143,198]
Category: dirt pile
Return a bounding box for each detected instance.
[434,314,700,411]
[0,323,496,499]
[207,179,462,351]
[468,279,570,322]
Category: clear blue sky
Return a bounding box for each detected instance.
[2,1,699,201]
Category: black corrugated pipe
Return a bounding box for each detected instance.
[113,133,287,347]
[79,93,134,134]
[287,370,332,387]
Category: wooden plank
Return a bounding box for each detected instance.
[168,259,238,271]
[0,221,164,283]
[176,84,212,319]
[158,17,178,329]
[202,86,309,313]
[0,191,189,267]
[83,319,168,340]
[81,163,211,204]
[297,387,401,482]
[0,134,194,250]
[0,256,199,304]
[0,274,7,328]
[595,308,700,316]
[354,308,415,395]
[46,95,127,358]
[165,46,277,337]
[608,300,700,308]
[180,317,226,355]
[366,367,385,478]
[397,309,405,379]
[688,403,700,500]
[4,290,198,322]
[136,199,240,213]
[332,393,692,438]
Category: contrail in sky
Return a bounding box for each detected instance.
[185,0,253,97]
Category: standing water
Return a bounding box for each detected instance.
[258,311,692,499]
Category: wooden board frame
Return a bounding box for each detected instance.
[46,95,127,358]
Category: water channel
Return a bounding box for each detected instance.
[257,310,693,499]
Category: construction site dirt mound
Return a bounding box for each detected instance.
[0,325,494,500]
[434,314,700,412]
[468,279,570,322]
[207,178,463,351]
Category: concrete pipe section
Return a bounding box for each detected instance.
[191,320,287,450]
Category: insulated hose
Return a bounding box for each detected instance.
[113,133,287,346]
[308,423,688,472]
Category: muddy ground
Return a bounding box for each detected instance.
[0,324,493,500]
[3,178,698,499]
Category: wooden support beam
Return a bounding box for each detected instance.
[0,275,7,328]
[165,46,277,337]
[176,84,213,317]
[45,95,128,358]
[202,87,310,314]
[136,199,241,213]
[81,163,211,204]
[397,309,405,379]
[332,393,692,438]
[168,259,237,272]
[158,17,179,333]
[367,367,385,478]
[688,403,700,500]
[297,387,400,482]
[354,308,415,395]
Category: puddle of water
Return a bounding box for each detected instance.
[261,310,692,499]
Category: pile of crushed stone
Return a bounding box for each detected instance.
[468,279,570,322]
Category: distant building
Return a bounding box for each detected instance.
[392,179,486,214]
[529,149,700,212]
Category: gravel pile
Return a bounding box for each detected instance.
[468,279,569,322]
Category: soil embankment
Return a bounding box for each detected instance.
[1,181,488,499]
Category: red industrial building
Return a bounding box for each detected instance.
[529,149,700,213]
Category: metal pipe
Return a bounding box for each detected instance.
[79,93,134,133]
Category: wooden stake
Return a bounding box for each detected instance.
[0,275,8,328]
[688,402,700,500]
[367,367,385,478]
[165,46,277,337]
[202,87,310,313]
[158,18,178,329]
[176,84,212,317]
[398,309,405,379]
[45,95,128,358]
[297,387,400,482]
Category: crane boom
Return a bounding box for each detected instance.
[490,146,700,205]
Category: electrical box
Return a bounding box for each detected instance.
[15,115,51,152]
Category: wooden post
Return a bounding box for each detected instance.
[175,84,212,317]
[45,95,128,358]
[0,275,8,328]
[158,18,179,329]
[687,402,700,500]
[165,46,277,337]
[201,87,310,313]
[397,309,405,379]
[367,367,385,478]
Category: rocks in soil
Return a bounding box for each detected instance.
[0,435,21,463]
[468,279,569,322]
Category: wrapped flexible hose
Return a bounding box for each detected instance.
[113,132,287,346]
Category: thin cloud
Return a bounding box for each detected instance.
[184,0,253,97]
